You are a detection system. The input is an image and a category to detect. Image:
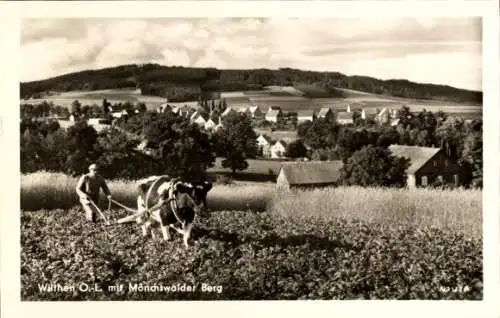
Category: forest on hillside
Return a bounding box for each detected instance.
[20,64,482,104]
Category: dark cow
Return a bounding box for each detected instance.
[135,175,212,248]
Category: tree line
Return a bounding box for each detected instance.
[20,109,258,181]
[21,63,482,104]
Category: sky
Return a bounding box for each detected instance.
[21,17,482,91]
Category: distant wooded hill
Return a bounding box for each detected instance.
[20,63,482,104]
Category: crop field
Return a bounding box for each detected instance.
[222,86,482,116]
[22,89,167,110]
[23,86,482,119]
[21,172,482,300]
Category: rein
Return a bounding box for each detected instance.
[105,177,198,228]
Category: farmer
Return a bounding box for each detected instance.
[76,163,112,222]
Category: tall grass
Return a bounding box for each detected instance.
[269,186,482,238]
[21,172,482,237]
[21,172,273,212]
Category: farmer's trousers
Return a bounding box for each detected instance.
[80,197,100,222]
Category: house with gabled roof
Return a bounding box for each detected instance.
[190,110,201,121]
[249,106,263,118]
[276,160,344,190]
[390,118,401,126]
[214,116,224,131]
[388,145,463,189]
[194,114,208,127]
[158,103,171,113]
[204,118,217,131]
[376,108,390,124]
[265,108,283,123]
[111,109,129,119]
[237,106,250,115]
[256,134,273,157]
[270,140,288,158]
[317,107,334,120]
[221,107,235,117]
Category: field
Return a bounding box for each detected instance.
[21,172,482,300]
[22,87,482,119]
[207,158,288,182]
[22,88,167,111]
[222,86,482,118]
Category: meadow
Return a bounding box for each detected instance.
[22,86,483,119]
[20,172,482,300]
[207,158,288,182]
[22,89,167,111]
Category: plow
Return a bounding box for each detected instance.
[88,197,164,226]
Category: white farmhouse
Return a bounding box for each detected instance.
[256,134,273,157]
[270,140,288,158]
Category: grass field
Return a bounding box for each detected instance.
[22,89,167,111]
[21,172,273,212]
[207,158,289,182]
[21,172,482,238]
[23,87,482,119]
[20,172,482,300]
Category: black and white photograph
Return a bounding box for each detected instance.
[1,0,499,317]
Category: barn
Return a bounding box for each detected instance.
[388,145,464,188]
[276,161,344,190]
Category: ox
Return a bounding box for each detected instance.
[135,175,212,248]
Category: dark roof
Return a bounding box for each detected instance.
[193,112,209,121]
[317,107,333,117]
[279,161,343,185]
[258,134,273,143]
[273,140,288,148]
[388,145,442,174]
[266,109,282,118]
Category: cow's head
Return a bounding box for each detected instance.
[172,181,212,215]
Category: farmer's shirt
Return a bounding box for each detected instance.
[76,173,110,203]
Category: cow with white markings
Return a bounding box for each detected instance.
[123,175,212,248]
